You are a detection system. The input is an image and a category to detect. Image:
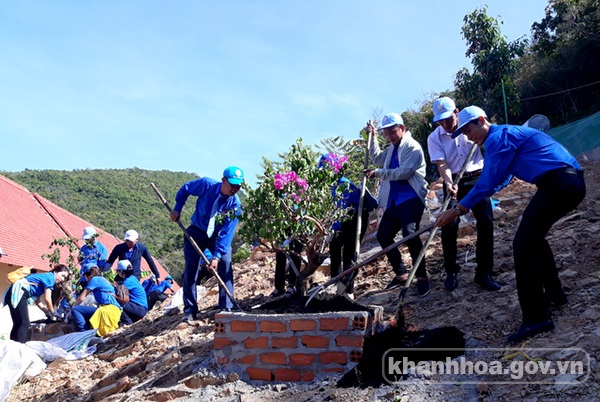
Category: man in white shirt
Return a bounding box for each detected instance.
[427,97,501,292]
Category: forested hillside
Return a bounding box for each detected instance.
[2,168,208,279]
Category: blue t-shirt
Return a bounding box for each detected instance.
[387,145,418,207]
[123,276,148,309]
[86,276,120,308]
[149,280,173,294]
[26,272,55,298]
[79,241,108,271]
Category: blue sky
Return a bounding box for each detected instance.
[0,0,549,187]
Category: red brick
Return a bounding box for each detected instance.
[217,356,229,364]
[335,335,364,348]
[231,320,257,332]
[260,352,286,365]
[302,370,315,382]
[214,322,225,333]
[290,353,316,366]
[273,368,302,382]
[271,336,299,349]
[301,335,330,348]
[244,337,268,349]
[320,317,349,331]
[290,319,317,331]
[318,351,347,364]
[214,337,236,349]
[247,367,272,381]
[233,355,255,364]
[260,321,287,333]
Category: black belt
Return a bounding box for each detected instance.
[454,169,482,180]
[557,167,584,176]
[536,166,584,186]
[543,166,584,178]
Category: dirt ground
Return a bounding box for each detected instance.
[7,161,600,402]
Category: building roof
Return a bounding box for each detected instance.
[0,174,177,288]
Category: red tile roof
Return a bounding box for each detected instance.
[0,174,178,289]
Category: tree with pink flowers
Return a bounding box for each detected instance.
[239,139,356,293]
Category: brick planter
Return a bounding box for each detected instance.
[214,307,382,383]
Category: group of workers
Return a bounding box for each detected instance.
[3,99,586,344]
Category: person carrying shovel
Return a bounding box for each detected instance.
[364,113,431,297]
[435,106,585,342]
[321,154,378,299]
[170,166,244,320]
[428,97,501,292]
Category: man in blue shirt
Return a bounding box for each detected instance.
[428,98,501,292]
[436,106,586,342]
[170,166,244,320]
[328,176,378,297]
[104,230,161,281]
[365,113,431,297]
[146,275,174,310]
[78,226,108,272]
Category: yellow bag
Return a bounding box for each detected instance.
[7,266,32,284]
[89,304,122,336]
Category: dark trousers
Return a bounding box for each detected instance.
[377,196,427,278]
[514,168,585,323]
[442,175,494,275]
[274,240,302,291]
[120,301,148,325]
[147,291,168,310]
[329,209,370,292]
[4,286,31,343]
[182,225,234,314]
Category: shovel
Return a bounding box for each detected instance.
[397,143,479,302]
[305,222,435,306]
[150,183,242,311]
[337,120,373,295]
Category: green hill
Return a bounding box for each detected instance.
[2,168,207,280]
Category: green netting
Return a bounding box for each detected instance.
[548,111,600,156]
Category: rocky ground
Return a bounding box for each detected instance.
[7,161,600,402]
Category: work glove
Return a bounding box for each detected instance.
[44,310,56,321]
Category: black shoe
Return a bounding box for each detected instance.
[444,273,458,291]
[385,274,407,290]
[507,320,555,343]
[416,278,431,298]
[475,274,502,291]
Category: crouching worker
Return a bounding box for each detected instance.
[146,275,175,310]
[3,264,70,343]
[71,264,122,336]
[115,260,148,324]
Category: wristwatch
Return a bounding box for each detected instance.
[453,206,463,216]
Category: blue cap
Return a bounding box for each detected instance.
[432,97,456,122]
[223,166,244,185]
[81,261,97,274]
[451,106,487,138]
[379,113,403,129]
[165,275,173,282]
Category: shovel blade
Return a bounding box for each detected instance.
[305,286,322,307]
[336,267,358,295]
